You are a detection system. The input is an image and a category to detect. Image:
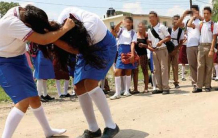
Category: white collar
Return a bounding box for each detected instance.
[14,6,21,19]
[203,20,212,23]
[153,23,160,28]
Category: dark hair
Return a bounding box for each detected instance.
[124,16,133,22]
[204,6,212,13]
[191,5,199,11]
[149,11,158,17]
[173,15,180,19]
[24,6,106,70]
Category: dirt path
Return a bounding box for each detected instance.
[1,80,218,138]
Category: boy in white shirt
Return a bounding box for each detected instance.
[147,11,171,94]
[168,15,185,89]
[188,7,217,92]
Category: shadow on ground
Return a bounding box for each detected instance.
[115,129,149,138]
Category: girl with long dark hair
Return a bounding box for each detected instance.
[52,7,119,138]
[0,5,74,138]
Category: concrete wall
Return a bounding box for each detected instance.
[103,14,173,31]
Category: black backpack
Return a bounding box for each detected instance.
[168,27,183,44]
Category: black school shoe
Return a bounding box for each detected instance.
[43,95,55,100]
[77,129,102,138]
[40,96,48,102]
[102,125,119,138]
[192,88,202,93]
[152,90,163,94]
[205,88,211,92]
[162,90,170,95]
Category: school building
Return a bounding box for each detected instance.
[102,12,173,30]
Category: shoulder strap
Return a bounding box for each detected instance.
[151,28,162,41]
[211,21,214,33]
[131,30,135,41]
[168,27,172,35]
[177,28,183,44]
[117,28,123,38]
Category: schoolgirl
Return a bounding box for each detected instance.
[0,5,74,138]
[110,17,137,100]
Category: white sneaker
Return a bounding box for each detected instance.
[110,95,121,100]
[123,92,132,97]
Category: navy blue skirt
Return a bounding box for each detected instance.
[116,44,137,69]
[32,51,55,79]
[74,30,117,85]
[0,55,38,104]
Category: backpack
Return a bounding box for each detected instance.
[117,28,135,43]
[168,27,183,44]
[199,21,214,34]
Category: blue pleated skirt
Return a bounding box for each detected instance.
[74,30,117,85]
[116,44,137,69]
[32,51,55,79]
[0,55,38,104]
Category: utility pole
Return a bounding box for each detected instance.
[190,0,192,9]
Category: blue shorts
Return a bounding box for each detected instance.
[116,44,137,69]
[32,50,55,79]
[74,30,117,85]
[0,55,38,104]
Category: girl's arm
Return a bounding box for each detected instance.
[114,21,123,33]
[53,40,79,54]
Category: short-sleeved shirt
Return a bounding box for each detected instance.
[0,7,33,57]
[148,23,170,48]
[199,20,217,43]
[170,28,184,46]
[184,19,201,47]
[117,28,137,45]
[58,7,107,44]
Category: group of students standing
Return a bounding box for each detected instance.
[110,4,218,99]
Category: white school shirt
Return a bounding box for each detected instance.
[117,28,137,45]
[199,20,217,43]
[58,7,107,44]
[0,7,33,57]
[184,19,200,47]
[170,28,184,46]
[148,23,170,48]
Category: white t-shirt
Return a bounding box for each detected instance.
[117,28,137,45]
[199,20,217,43]
[58,7,107,44]
[184,19,201,47]
[148,23,170,48]
[170,28,184,46]
[0,7,33,57]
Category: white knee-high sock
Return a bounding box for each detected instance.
[55,80,62,96]
[182,65,185,79]
[215,64,218,79]
[32,106,66,137]
[114,77,121,96]
[2,107,24,138]
[125,76,131,94]
[64,80,69,95]
[78,93,99,132]
[42,80,48,97]
[89,87,116,129]
[152,73,157,90]
[121,76,125,92]
[37,79,43,96]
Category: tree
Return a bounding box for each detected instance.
[212,0,218,22]
[115,11,132,16]
[0,2,19,18]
